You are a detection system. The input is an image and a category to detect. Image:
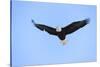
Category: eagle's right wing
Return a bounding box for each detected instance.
[32,20,57,35]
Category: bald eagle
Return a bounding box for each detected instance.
[32,19,89,45]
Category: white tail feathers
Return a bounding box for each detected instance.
[60,39,67,45]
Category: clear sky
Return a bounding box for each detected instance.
[11,1,96,67]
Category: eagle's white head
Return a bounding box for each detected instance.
[56,27,62,32]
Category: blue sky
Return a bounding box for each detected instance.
[11,1,96,67]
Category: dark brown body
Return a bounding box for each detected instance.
[57,32,66,40]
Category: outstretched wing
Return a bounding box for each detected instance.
[32,20,57,35]
[62,19,89,35]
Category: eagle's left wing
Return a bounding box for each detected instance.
[62,19,89,35]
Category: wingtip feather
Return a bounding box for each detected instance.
[85,18,90,24]
[32,19,36,25]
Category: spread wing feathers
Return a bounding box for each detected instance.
[32,20,57,35]
[62,19,89,35]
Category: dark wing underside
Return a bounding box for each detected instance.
[32,20,57,35]
[62,19,89,35]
